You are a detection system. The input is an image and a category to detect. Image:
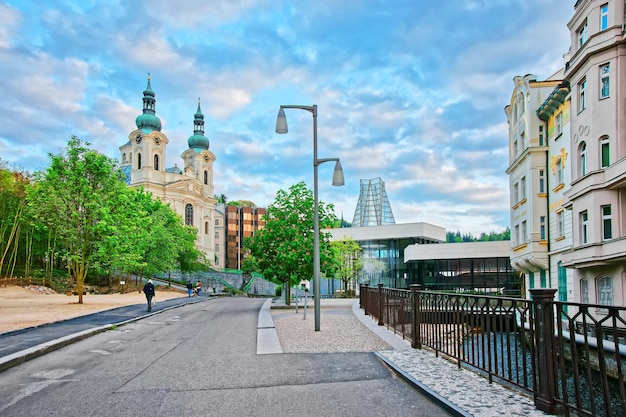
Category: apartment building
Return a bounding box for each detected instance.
[224,205,267,270]
[561,0,626,306]
[506,0,625,306]
[505,74,566,299]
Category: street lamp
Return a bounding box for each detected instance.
[276,104,344,331]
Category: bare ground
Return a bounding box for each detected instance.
[0,285,185,334]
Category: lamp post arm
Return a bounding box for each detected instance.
[315,157,339,166]
[279,104,316,116]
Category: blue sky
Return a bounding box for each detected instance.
[0,0,573,236]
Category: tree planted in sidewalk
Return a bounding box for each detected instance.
[244,182,338,304]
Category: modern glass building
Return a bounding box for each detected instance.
[327,223,446,289]
[405,241,522,297]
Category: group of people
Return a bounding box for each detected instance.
[141,279,204,312]
[187,280,202,297]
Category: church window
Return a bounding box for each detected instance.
[205,221,209,234]
[122,153,127,164]
[185,204,193,226]
[137,153,142,169]
[204,170,208,185]
[154,154,159,170]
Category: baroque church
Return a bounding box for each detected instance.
[119,76,217,264]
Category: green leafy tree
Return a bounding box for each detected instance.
[0,162,29,277]
[241,255,259,276]
[331,237,362,295]
[244,182,337,304]
[26,137,130,303]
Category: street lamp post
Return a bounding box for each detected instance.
[276,104,344,331]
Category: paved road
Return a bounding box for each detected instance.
[0,297,454,417]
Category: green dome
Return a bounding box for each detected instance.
[187,98,209,150]
[135,74,162,133]
[136,113,162,133]
[188,133,209,150]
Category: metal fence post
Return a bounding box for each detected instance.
[410,284,421,349]
[529,288,561,415]
[378,283,384,326]
[360,284,367,313]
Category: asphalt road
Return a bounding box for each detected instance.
[0,297,453,417]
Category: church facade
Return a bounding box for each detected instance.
[119,76,218,264]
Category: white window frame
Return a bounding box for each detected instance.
[540,216,546,240]
[578,20,588,47]
[556,159,564,185]
[557,211,565,238]
[580,211,588,244]
[600,3,609,31]
[580,279,589,303]
[555,112,563,136]
[597,276,613,307]
[600,64,610,99]
[514,183,519,204]
[602,205,612,240]
[521,221,527,243]
[600,137,610,168]
[520,176,526,200]
[579,78,587,112]
[579,142,587,176]
[539,169,545,193]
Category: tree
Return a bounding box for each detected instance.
[244,182,337,304]
[361,258,388,284]
[26,137,131,303]
[331,237,362,295]
[0,162,29,277]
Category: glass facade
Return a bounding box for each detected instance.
[357,237,417,289]
[405,257,522,297]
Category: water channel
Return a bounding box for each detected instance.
[461,332,624,416]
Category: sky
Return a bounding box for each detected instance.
[0,0,574,236]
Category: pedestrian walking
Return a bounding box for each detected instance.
[196,280,202,295]
[187,281,194,297]
[143,279,155,312]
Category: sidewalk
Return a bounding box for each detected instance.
[258,298,548,417]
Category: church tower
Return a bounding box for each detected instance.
[181,98,216,197]
[119,76,217,264]
[119,74,169,186]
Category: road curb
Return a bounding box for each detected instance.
[375,352,472,417]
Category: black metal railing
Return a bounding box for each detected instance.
[360,284,626,417]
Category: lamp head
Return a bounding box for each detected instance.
[332,160,345,186]
[275,107,288,134]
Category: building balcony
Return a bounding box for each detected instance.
[564,157,626,205]
[510,240,549,272]
[561,236,626,268]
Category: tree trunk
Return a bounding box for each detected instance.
[0,203,22,274]
[283,279,290,306]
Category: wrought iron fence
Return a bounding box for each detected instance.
[360,284,626,417]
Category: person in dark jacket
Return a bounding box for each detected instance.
[143,279,155,312]
[186,281,193,297]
